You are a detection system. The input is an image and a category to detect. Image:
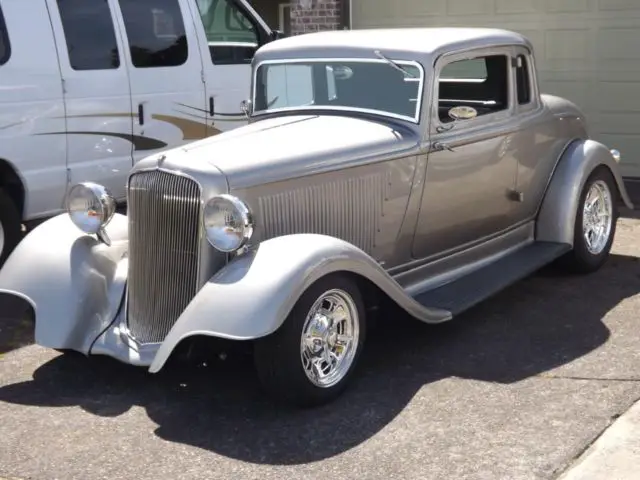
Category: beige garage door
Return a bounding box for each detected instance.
[352,0,640,177]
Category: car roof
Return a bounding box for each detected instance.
[255,27,532,62]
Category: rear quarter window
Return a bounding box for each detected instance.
[0,4,10,65]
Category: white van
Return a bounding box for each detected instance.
[0,0,281,263]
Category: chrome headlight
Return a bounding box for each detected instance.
[66,182,116,235]
[203,194,254,252]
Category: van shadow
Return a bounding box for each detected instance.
[1,253,639,465]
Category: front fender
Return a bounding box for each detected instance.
[536,139,634,245]
[149,233,451,373]
[0,213,128,353]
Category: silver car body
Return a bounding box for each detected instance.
[0,28,633,373]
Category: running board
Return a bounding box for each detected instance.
[412,241,572,316]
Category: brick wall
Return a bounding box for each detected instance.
[290,0,343,35]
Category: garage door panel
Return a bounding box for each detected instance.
[545,29,590,59]
[598,134,640,175]
[547,0,593,14]
[495,0,542,14]
[599,0,640,11]
[592,114,640,135]
[598,82,640,112]
[447,0,493,15]
[598,28,640,59]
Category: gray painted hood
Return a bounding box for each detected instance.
[181,114,419,189]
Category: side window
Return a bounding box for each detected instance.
[515,54,531,105]
[117,0,188,68]
[263,65,314,110]
[196,0,259,65]
[0,4,10,66]
[56,0,120,70]
[438,54,509,123]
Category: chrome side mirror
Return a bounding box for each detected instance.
[240,99,253,118]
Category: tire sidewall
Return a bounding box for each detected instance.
[572,167,618,270]
[0,189,22,265]
[255,273,367,406]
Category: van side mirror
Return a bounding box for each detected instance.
[270,30,286,41]
[241,99,253,118]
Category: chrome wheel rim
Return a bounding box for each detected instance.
[0,220,4,256]
[300,288,360,388]
[582,180,613,255]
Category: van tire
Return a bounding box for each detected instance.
[0,188,22,266]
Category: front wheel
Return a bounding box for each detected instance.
[559,167,618,273]
[0,188,22,266]
[253,274,367,408]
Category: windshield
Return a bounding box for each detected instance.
[253,59,424,122]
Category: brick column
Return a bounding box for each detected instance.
[290,0,344,35]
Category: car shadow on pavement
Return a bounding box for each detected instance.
[0,253,639,465]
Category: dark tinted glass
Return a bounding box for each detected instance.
[516,55,531,105]
[0,4,11,65]
[118,0,188,68]
[57,0,120,70]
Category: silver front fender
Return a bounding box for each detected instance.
[536,139,634,245]
[149,233,451,373]
[0,213,128,353]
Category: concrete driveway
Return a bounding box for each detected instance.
[1,213,640,480]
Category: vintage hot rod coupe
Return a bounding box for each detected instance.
[0,28,633,407]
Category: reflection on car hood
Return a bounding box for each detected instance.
[181,115,420,189]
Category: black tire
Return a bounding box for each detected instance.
[0,188,22,266]
[253,273,367,408]
[558,167,618,274]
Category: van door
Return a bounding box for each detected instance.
[190,0,272,135]
[46,0,134,202]
[114,0,207,164]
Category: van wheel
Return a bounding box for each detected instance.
[559,167,618,273]
[0,188,22,266]
[253,273,367,408]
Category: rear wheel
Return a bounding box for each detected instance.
[559,167,618,273]
[0,188,22,266]
[254,273,367,408]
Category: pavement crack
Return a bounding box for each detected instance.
[537,373,640,382]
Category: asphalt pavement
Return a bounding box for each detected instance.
[1,212,640,480]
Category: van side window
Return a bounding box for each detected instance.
[0,4,9,66]
[57,0,120,70]
[117,0,188,68]
[196,0,259,64]
[438,55,509,124]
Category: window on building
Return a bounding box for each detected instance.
[118,0,188,68]
[438,54,509,123]
[515,54,532,105]
[195,0,259,64]
[56,0,120,70]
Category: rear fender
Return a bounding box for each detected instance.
[0,213,128,352]
[149,233,451,373]
[536,139,633,245]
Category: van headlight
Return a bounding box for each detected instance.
[66,182,116,238]
[203,194,253,252]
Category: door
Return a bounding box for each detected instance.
[190,0,272,135]
[114,0,207,164]
[411,49,519,259]
[46,0,133,202]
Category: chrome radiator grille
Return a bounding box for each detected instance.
[126,170,202,344]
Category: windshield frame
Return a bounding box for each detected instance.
[251,57,426,124]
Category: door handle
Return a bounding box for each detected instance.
[209,96,215,116]
[432,141,454,152]
[138,104,144,126]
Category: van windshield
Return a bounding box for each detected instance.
[253,59,424,123]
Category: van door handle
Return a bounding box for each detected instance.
[209,96,215,116]
[138,104,144,125]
